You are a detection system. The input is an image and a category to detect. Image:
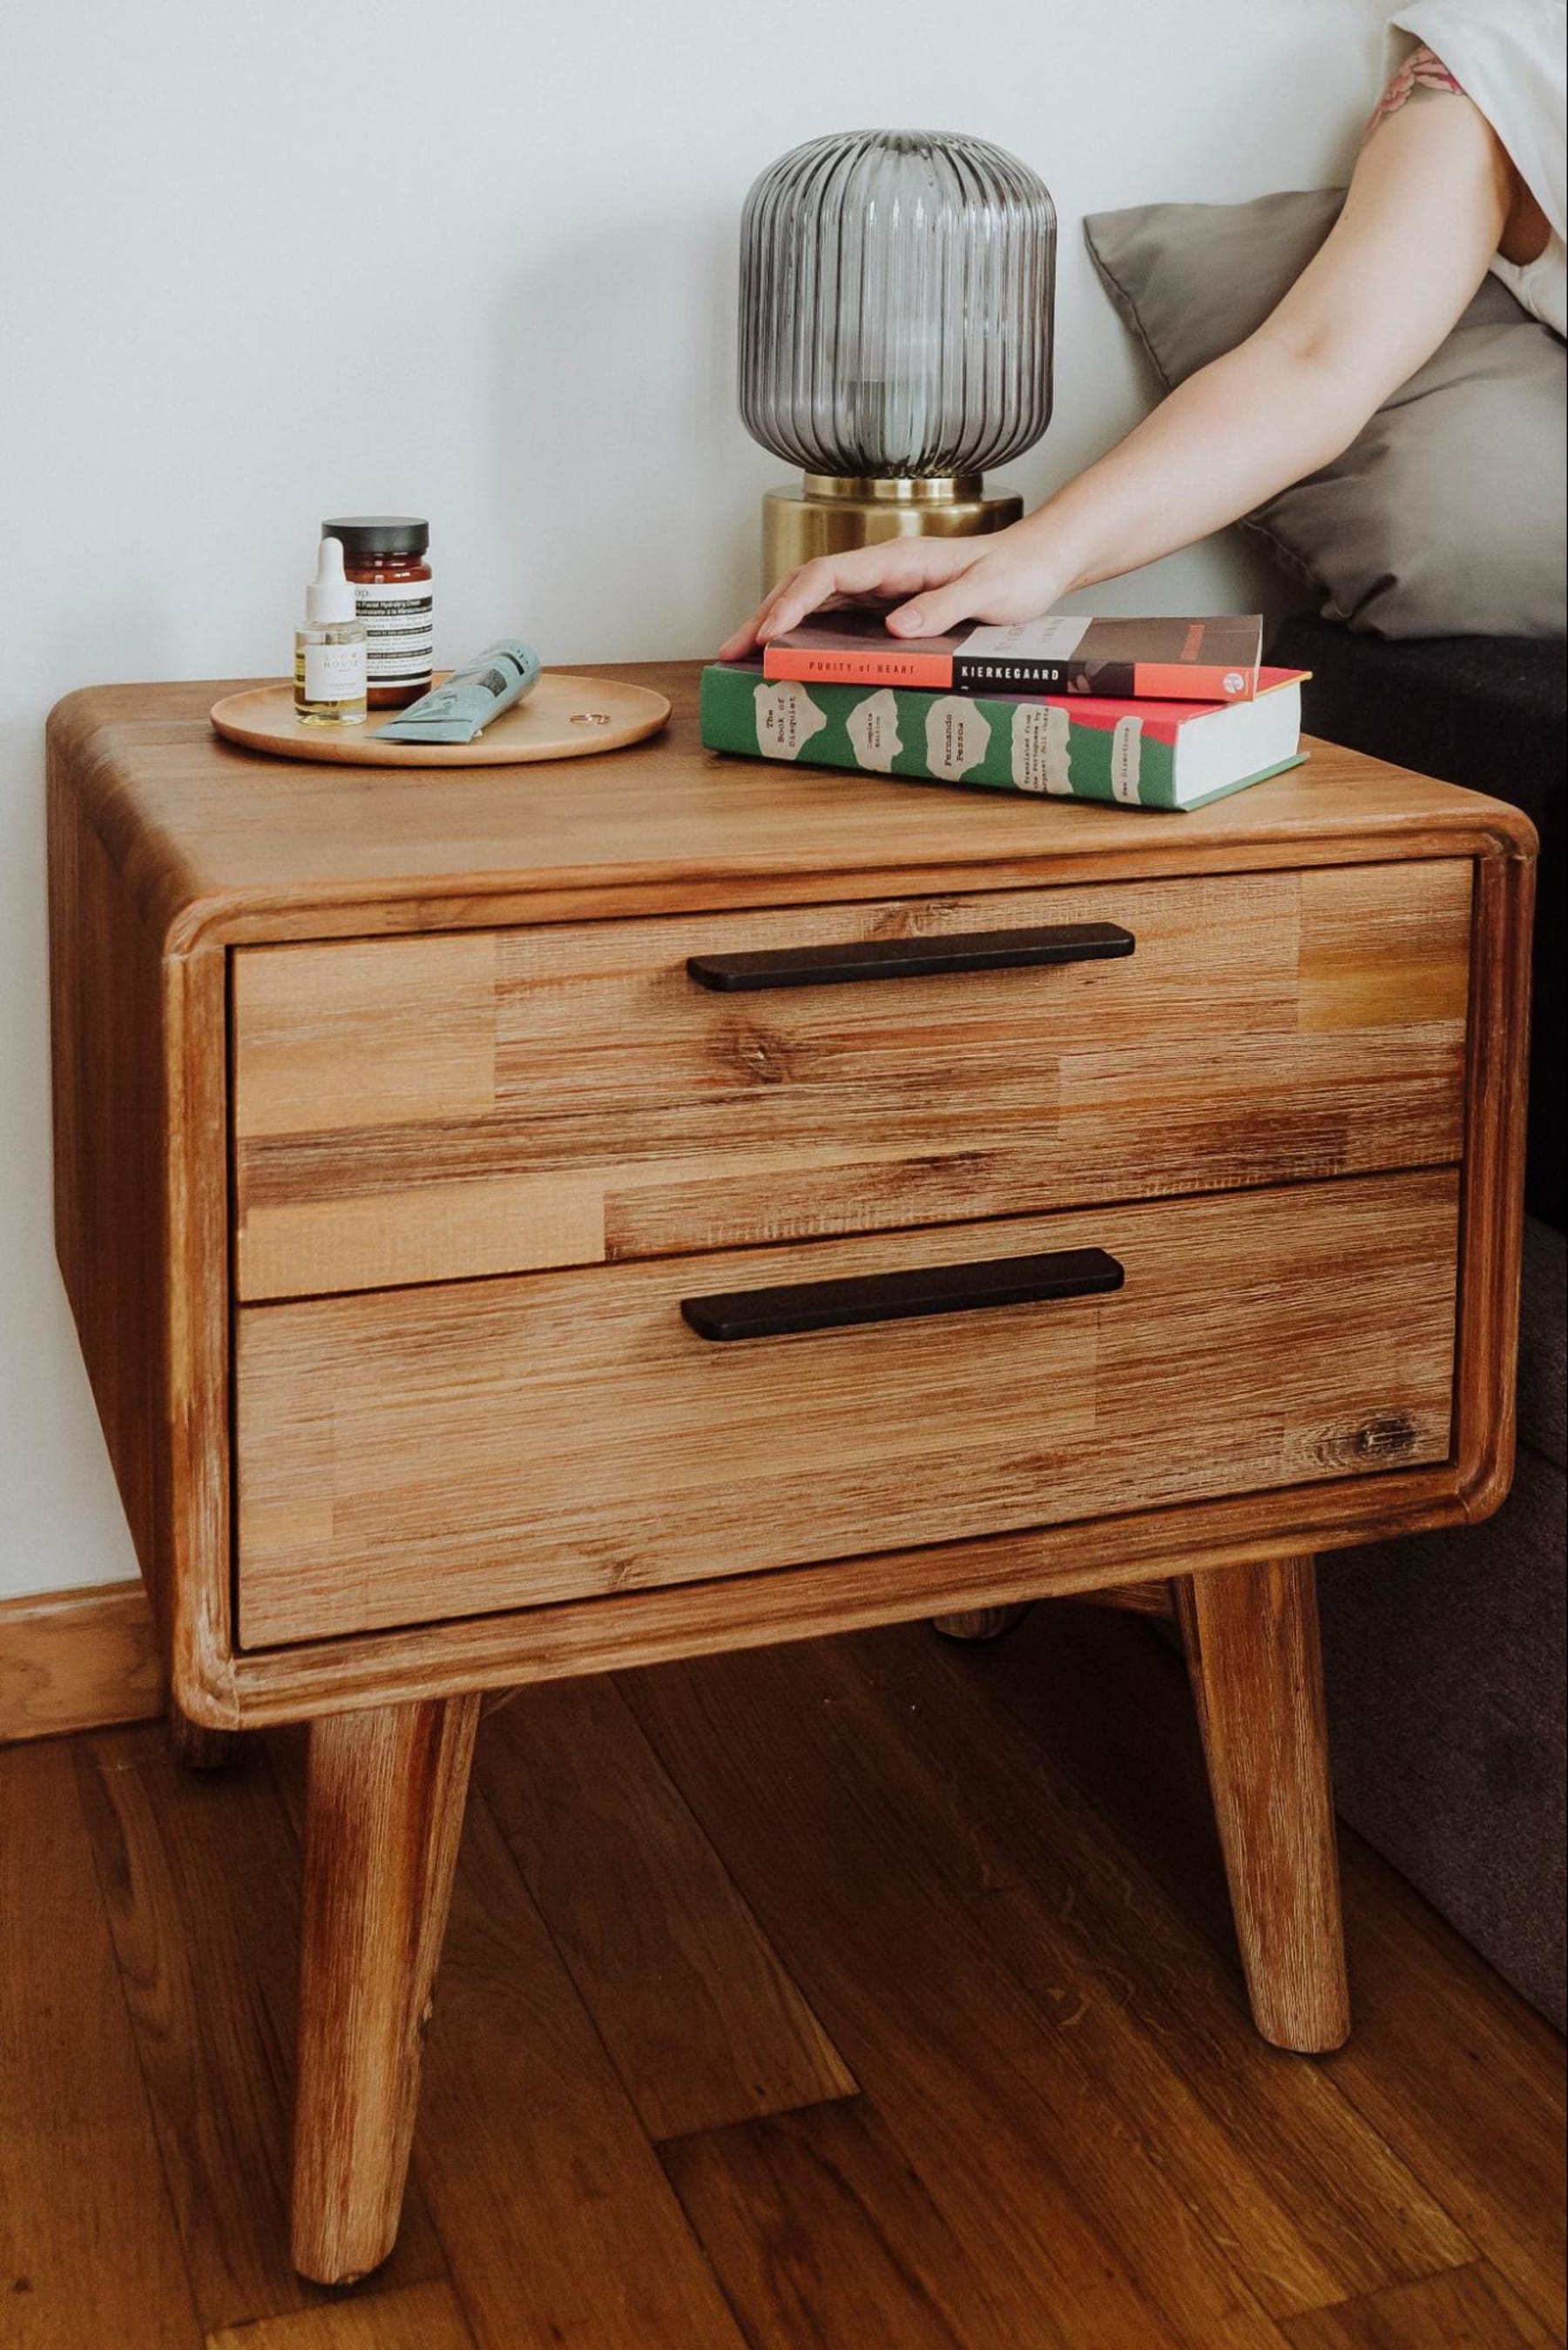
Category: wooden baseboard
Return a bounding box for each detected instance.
[0,1580,164,1746]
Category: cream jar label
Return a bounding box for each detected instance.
[351,578,436,685]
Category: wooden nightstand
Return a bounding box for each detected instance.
[48,665,1534,2286]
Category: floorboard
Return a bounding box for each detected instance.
[810,1618,1477,2313]
[395,1785,747,2350]
[662,2096,1015,2349]
[1327,1847,1568,2333]
[1,1611,1561,2349]
[622,1644,1288,2350]
[265,1724,747,2349]
[964,1605,1568,2331]
[0,1739,199,2349]
[1280,2260,1559,2348]
[204,2278,476,2348]
[476,1675,856,2138]
[73,1723,446,2333]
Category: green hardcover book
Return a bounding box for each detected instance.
[700,661,1308,811]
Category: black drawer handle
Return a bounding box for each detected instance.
[686,921,1134,992]
[681,1246,1124,1343]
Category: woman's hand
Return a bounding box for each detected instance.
[717,520,1071,661]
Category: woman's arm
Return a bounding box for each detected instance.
[720,88,1515,658]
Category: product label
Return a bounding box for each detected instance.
[844,688,902,773]
[753,680,828,760]
[1010,704,1074,794]
[351,578,435,683]
[302,640,367,705]
[1111,714,1145,803]
[924,695,991,782]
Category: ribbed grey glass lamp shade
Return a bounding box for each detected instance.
[739,130,1056,584]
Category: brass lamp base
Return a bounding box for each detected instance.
[761,473,1023,594]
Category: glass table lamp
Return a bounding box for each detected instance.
[740,129,1056,590]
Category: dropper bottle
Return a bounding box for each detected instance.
[294,537,368,725]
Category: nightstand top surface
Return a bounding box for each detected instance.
[49,662,1535,952]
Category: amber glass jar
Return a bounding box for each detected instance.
[321,517,433,708]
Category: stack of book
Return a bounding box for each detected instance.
[700,612,1308,813]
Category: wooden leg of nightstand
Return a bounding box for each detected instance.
[929,1605,1033,1641]
[1171,1554,1350,2056]
[290,1692,481,2286]
[168,1705,242,1770]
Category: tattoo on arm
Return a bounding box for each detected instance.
[1365,44,1464,143]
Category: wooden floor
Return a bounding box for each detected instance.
[2,1606,1563,2350]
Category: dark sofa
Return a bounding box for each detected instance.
[1271,613,1566,2028]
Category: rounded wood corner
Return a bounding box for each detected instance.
[169,1650,245,1738]
[1455,1425,1518,1528]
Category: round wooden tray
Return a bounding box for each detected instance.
[209,674,671,766]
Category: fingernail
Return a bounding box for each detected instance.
[895,608,925,633]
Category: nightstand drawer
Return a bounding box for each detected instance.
[232,861,1470,1303]
[234,1168,1459,1646]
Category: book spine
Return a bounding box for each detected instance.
[699,667,1181,809]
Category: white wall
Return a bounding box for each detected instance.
[0,0,1389,1602]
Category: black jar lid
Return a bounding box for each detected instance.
[321,515,429,557]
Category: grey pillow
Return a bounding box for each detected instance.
[1084,187,1566,639]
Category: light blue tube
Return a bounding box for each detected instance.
[374,640,542,742]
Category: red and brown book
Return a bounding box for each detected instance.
[762,609,1265,702]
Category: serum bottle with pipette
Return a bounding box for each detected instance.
[294,537,368,725]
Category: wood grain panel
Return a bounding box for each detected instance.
[1085,1578,1174,1616]
[162,940,235,1723]
[0,1580,165,1744]
[48,755,170,1607]
[236,934,500,1137]
[46,675,1533,961]
[210,1454,1492,1725]
[236,1170,1459,1647]
[233,861,1470,1299]
[1296,860,1473,1033]
[46,667,1533,1741]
